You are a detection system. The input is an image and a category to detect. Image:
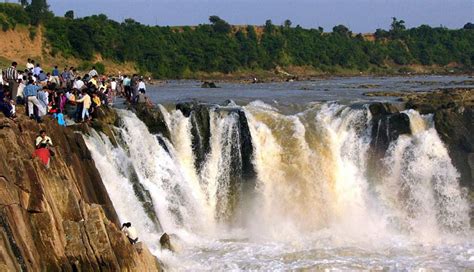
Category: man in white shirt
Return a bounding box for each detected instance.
[73,76,84,90]
[33,64,41,77]
[26,59,34,71]
[89,66,98,77]
[110,78,117,92]
[121,222,138,244]
[17,78,26,100]
[138,78,146,92]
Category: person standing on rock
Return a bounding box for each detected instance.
[5,62,19,100]
[33,63,42,77]
[26,59,34,71]
[23,79,42,121]
[51,66,60,86]
[75,89,91,122]
[89,66,98,78]
[121,222,138,244]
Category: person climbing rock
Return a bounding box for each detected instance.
[121,222,138,244]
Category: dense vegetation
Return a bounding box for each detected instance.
[1,1,473,78]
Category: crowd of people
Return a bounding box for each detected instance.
[0,59,150,124]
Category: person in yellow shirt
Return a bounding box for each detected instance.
[92,93,101,107]
[75,90,91,122]
[89,75,99,88]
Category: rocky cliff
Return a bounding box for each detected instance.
[366,88,474,189]
[0,106,161,271]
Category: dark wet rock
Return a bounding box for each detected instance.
[433,107,474,188]
[127,166,163,232]
[366,88,474,190]
[159,233,173,251]
[176,102,256,221]
[357,84,380,89]
[201,81,218,88]
[132,104,170,139]
[176,102,212,171]
[367,103,411,181]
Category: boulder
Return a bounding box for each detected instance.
[159,233,173,251]
[434,107,474,188]
[176,102,212,171]
[201,81,218,88]
[367,103,411,182]
[132,104,170,139]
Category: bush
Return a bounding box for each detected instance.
[94,62,106,75]
[29,26,37,40]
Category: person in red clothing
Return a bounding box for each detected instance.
[32,130,53,168]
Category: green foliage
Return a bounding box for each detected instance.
[209,16,231,34]
[64,10,74,19]
[25,0,53,25]
[0,3,29,25]
[94,62,106,75]
[1,1,472,77]
[0,13,13,31]
[28,26,37,40]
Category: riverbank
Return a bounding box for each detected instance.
[184,65,473,84]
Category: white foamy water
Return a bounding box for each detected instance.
[84,103,473,271]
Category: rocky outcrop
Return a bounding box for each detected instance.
[176,102,212,171]
[132,104,170,140]
[365,88,474,189]
[175,101,256,180]
[201,82,218,88]
[367,102,411,180]
[0,106,161,271]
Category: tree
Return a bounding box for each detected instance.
[209,15,231,34]
[264,19,274,33]
[390,17,406,31]
[284,19,292,28]
[25,0,52,25]
[19,0,29,7]
[390,17,406,38]
[332,24,351,37]
[463,22,474,30]
[64,10,74,19]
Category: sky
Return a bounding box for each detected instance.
[48,0,473,33]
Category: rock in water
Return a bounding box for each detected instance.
[201,81,218,88]
[160,233,173,251]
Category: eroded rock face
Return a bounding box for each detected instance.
[0,107,161,271]
[365,88,474,190]
[367,102,411,180]
[132,104,170,139]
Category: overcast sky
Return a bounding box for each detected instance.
[48,0,473,33]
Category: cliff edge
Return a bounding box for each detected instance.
[0,106,161,271]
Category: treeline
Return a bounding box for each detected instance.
[1,1,473,78]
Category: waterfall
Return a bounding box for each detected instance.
[84,102,470,259]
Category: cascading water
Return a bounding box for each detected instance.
[84,102,472,270]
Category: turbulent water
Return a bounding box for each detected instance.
[84,101,473,271]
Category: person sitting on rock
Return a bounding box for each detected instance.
[35,130,53,149]
[0,87,16,120]
[121,222,138,244]
[33,130,54,168]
